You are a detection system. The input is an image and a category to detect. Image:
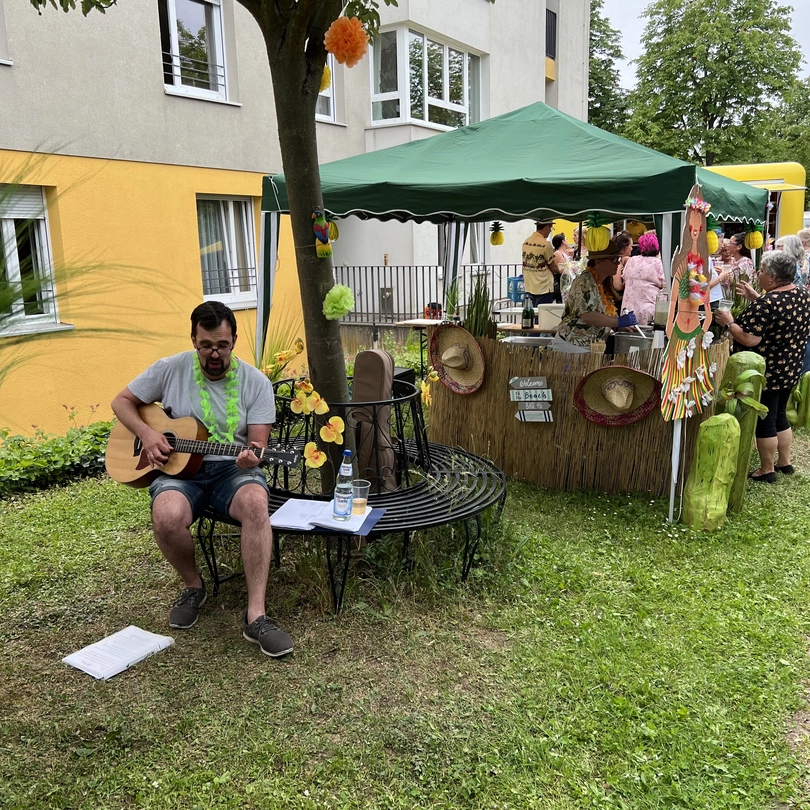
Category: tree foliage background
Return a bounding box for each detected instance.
[588,0,627,133]
[590,0,808,205]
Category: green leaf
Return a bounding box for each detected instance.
[737,396,769,416]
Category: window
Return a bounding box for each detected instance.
[372,30,400,121]
[546,9,557,60]
[196,197,257,308]
[371,28,480,128]
[158,0,226,100]
[316,54,337,122]
[0,186,58,334]
[0,1,11,66]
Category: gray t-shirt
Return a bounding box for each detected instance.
[128,351,276,461]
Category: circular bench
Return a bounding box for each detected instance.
[197,378,506,611]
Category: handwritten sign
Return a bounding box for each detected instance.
[509,388,553,402]
[515,411,553,423]
[509,376,548,389]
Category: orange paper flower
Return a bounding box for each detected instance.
[307,391,330,415]
[319,415,345,444]
[304,441,326,468]
[324,16,368,68]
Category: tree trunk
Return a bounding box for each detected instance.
[251,2,350,487]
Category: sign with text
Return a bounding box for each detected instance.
[509,388,553,402]
[509,376,548,389]
[517,401,552,411]
[515,410,554,423]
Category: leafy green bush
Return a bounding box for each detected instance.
[0,421,113,497]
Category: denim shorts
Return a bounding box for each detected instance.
[149,460,269,521]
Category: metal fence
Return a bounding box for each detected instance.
[335,263,523,324]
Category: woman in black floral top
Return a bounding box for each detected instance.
[715,251,810,482]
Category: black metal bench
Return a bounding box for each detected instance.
[196,379,506,612]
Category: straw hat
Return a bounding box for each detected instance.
[574,366,661,426]
[588,239,622,262]
[429,324,485,395]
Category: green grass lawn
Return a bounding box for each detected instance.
[2,440,810,809]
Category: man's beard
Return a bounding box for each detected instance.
[201,356,229,379]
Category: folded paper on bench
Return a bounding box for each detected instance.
[271,498,379,534]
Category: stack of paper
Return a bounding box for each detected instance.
[271,498,375,533]
[62,625,174,680]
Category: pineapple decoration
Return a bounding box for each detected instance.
[744,222,764,251]
[585,213,611,252]
[705,215,720,254]
[312,208,332,259]
[626,220,647,241]
[489,221,505,246]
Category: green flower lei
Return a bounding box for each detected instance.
[193,354,240,443]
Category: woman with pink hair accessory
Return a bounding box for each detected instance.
[620,231,665,325]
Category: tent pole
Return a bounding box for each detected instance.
[668,418,683,522]
[661,213,673,290]
[255,212,280,367]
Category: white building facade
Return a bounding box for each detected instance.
[315,0,590,272]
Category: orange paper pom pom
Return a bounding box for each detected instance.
[324,16,368,69]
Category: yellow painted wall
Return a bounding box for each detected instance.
[0,150,302,435]
[706,162,806,237]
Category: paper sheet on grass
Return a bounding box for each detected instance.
[62,625,174,680]
[271,498,372,533]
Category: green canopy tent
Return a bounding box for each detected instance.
[257,102,767,353]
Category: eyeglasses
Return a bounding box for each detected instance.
[196,343,233,356]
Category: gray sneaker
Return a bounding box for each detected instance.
[243,613,294,658]
[168,579,207,629]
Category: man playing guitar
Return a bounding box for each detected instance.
[111,301,293,658]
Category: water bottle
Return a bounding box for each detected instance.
[332,449,353,521]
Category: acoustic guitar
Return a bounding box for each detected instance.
[105,403,300,488]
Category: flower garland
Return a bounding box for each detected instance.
[193,354,240,443]
[684,253,708,303]
[686,196,711,214]
[587,266,617,317]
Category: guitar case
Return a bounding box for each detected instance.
[351,349,397,492]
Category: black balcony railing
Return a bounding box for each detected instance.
[334,263,523,324]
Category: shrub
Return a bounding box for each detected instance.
[0,421,113,497]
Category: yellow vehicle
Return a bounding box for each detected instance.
[705,162,807,239]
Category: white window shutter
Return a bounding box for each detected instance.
[0,185,46,219]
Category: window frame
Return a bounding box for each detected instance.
[0,186,60,336]
[159,0,228,102]
[316,53,338,123]
[370,27,480,130]
[369,28,404,123]
[0,1,11,66]
[196,195,258,310]
[545,9,558,60]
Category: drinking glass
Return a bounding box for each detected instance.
[352,480,371,515]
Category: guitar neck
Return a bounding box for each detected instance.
[170,437,259,458]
